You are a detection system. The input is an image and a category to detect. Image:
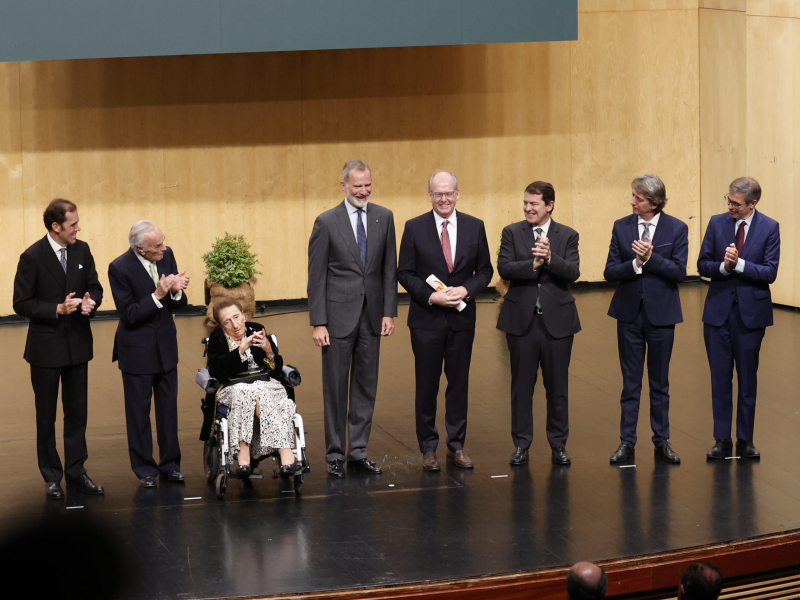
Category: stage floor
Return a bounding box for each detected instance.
[2,284,800,599]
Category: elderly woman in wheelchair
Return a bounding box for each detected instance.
[205,298,303,480]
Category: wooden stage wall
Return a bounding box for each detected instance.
[0,0,797,315]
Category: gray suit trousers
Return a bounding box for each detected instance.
[322,303,380,462]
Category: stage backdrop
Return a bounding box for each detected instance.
[0,0,798,315]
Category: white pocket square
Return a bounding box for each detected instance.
[79,264,83,269]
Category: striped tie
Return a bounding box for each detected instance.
[59,248,67,274]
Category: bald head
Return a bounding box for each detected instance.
[567,562,607,600]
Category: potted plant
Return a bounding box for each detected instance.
[202,232,262,324]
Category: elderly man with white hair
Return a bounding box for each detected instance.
[108,220,190,487]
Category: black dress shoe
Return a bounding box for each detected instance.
[139,476,156,488]
[66,473,104,495]
[551,446,571,465]
[165,471,185,482]
[46,482,64,499]
[279,460,303,478]
[654,442,680,464]
[706,439,733,459]
[348,458,382,474]
[235,465,252,479]
[610,443,635,463]
[328,459,345,478]
[736,440,760,459]
[510,447,529,465]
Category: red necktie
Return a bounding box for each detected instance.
[441,220,454,273]
[735,221,746,255]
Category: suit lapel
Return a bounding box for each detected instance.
[127,249,157,295]
[649,214,669,247]
[40,236,67,290]
[452,211,467,270]
[334,202,365,272]
[629,216,641,244]
[65,243,79,293]
[425,211,451,273]
[723,215,736,248]
[364,205,380,271]
[520,221,536,256]
[740,210,761,260]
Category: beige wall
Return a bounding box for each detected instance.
[1,0,796,314]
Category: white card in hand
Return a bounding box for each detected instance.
[426,275,466,312]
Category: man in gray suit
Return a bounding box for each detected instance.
[308,160,398,478]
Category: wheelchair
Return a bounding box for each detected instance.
[197,334,310,499]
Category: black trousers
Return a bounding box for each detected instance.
[617,304,675,447]
[410,324,475,453]
[321,304,380,463]
[122,368,181,478]
[506,313,573,449]
[30,363,89,483]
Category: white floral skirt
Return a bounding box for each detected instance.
[217,378,296,461]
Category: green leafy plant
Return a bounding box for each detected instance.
[202,233,262,288]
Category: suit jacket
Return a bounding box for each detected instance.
[697,210,780,329]
[108,247,188,374]
[604,212,688,326]
[307,201,398,338]
[397,211,493,331]
[496,219,581,339]
[13,236,103,368]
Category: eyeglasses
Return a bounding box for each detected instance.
[431,191,457,200]
[724,194,746,209]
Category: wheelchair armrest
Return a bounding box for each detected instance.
[195,368,219,393]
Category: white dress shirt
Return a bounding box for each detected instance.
[344,199,368,241]
[532,217,551,268]
[135,251,182,308]
[433,208,458,263]
[633,212,661,274]
[720,211,755,275]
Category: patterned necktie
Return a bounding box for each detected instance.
[149,262,159,286]
[356,209,367,268]
[735,221,746,255]
[641,222,651,242]
[441,220,454,273]
[59,248,67,274]
[534,228,543,309]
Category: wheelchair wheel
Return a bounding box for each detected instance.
[293,473,303,493]
[204,437,220,483]
[215,472,227,499]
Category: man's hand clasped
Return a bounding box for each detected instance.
[724,243,739,272]
[532,237,551,270]
[57,292,83,315]
[154,270,190,300]
[632,237,653,268]
[431,286,468,308]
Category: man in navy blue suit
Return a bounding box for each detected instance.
[397,171,494,470]
[698,177,779,460]
[604,175,688,464]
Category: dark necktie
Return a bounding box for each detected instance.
[735,221,746,255]
[59,248,67,274]
[441,220,454,273]
[356,209,367,268]
[534,227,543,310]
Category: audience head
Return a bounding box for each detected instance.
[524,181,555,227]
[129,220,166,262]
[678,563,722,600]
[428,170,460,219]
[341,159,372,208]
[567,561,608,600]
[212,298,246,335]
[43,198,80,245]
[631,174,667,216]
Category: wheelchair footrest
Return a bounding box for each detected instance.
[249,469,263,480]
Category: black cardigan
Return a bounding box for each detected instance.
[206,321,283,381]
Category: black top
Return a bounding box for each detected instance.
[206,321,282,381]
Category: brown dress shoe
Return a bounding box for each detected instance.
[422,452,440,471]
[446,449,474,469]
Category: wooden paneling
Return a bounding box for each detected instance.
[571,8,701,281]
[746,13,800,305]
[747,0,800,18]
[700,0,746,11]
[580,0,699,12]
[0,62,23,314]
[699,7,747,238]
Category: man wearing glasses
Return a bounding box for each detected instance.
[698,177,780,459]
[397,171,493,470]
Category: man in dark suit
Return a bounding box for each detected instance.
[108,220,190,487]
[307,160,398,478]
[13,199,104,499]
[397,171,494,470]
[698,177,779,459]
[604,174,688,464]
[497,181,581,466]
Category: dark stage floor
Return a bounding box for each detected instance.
[2,284,800,599]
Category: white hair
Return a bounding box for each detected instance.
[129,220,158,252]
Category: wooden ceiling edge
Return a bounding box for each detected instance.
[237,529,800,600]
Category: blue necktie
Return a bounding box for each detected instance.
[356,209,367,268]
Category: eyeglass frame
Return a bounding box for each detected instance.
[724,193,750,209]
[430,191,457,200]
